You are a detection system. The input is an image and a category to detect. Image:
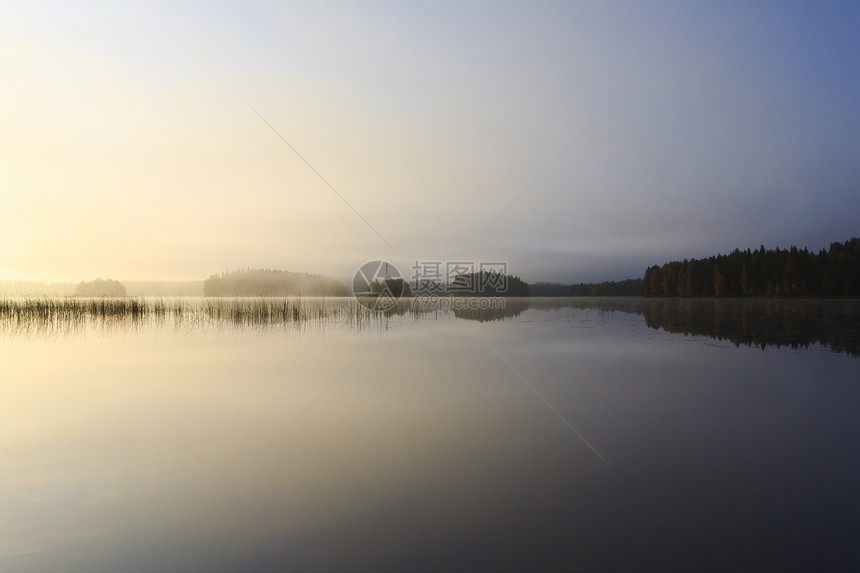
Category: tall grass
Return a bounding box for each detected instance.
[0,296,402,336]
[0,296,535,337]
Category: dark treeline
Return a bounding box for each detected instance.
[644,238,860,297]
[203,269,348,297]
[369,278,412,298]
[530,279,643,297]
[448,272,531,296]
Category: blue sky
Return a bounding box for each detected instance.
[2,1,858,282]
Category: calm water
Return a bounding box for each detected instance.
[1,298,859,571]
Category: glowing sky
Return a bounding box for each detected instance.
[2,1,858,283]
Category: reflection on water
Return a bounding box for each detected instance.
[1,296,859,570]
[3,296,859,356]
[451,298,531,322]
[528,297,860,356]
[642,298,860,356]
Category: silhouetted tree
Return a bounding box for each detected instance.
[530,278,644,296]
[643,238,860,297]
[369,278,412,298]
[448,272,530,296]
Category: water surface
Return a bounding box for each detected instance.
[1,298,858,571]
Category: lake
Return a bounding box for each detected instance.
[1,297,859,571]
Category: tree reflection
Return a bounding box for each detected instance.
[529,297,860,357]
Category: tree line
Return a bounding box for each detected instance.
[643,238,860,297]
[448,271,531,296]
[530,279,643,297]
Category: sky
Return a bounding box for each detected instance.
[2,0,859,284]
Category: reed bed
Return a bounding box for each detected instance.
[0,296,408,337]
[0,296,526,338]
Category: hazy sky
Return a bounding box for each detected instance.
[2,1,858,283]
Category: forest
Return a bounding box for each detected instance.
[367,278,412,298]
[530,279,643,297]
[448,271,531,296]
[643,238,860,297]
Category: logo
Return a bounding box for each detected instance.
[352,260,404,311]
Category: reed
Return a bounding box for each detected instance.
[0,295,530,337]
[0,296,418,336]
